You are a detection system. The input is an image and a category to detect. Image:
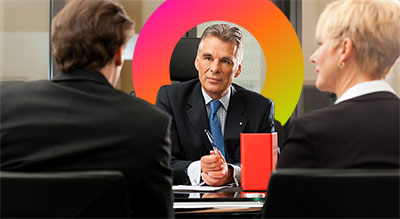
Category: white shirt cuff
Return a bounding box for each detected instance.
[187,160,201,186]
[187,161,241,186]
[229,163,241,186]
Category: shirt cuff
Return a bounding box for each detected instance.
[187,160,201,186]
[228,163,241,186]
[187,161,241,186]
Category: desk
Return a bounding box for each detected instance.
[174,187,265,217]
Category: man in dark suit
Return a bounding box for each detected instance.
[156,24,275,186]
[0,1,173,218]
[277,0,400,169]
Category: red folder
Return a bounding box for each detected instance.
[241,132,278,191]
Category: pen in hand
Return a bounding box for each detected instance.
[204,129,220,156]
[202,129,226,186]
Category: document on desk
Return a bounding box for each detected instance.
[173,184,234,192]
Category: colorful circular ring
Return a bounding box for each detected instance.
[131,0,303,125]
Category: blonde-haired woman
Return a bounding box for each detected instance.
[278,0,400,168]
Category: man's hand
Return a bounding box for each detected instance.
[202,192,234,198]
[200,151,233,186]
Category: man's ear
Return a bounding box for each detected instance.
[338,38,353,63]
[114,46,124,67]
[194,54,200,71]
[234,63,242,78]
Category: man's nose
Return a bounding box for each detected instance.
[210,60,220,73]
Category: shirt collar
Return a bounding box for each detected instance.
[335,80,397,104]
[201,86,231,110]
[52,69,113,88]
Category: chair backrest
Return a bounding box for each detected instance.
[170,37,200,82]
[262,168,400,218]
[1,170,130,218]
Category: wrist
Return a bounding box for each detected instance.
[225,165,234,184]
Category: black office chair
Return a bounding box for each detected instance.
[262,168,400,218]
[1,170,130,218]
[169,37,200,82]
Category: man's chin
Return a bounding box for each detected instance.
[203,84,221,92]
[202,87,225,99]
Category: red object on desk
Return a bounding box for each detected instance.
[240,132,278,191]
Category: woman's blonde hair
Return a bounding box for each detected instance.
[316,0,400,78]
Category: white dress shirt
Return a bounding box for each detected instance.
[335,80,397,105]
[187,86,241,186]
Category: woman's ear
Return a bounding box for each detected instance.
[338,38,353,63]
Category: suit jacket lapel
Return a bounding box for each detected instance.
[225,86,247,161]
[186,82,213,152]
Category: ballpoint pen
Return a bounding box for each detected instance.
[204,129,220,155]
[200,130,223,187]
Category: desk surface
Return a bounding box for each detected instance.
[174,187,266,215]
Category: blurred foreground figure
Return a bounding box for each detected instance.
[0,0,173,217]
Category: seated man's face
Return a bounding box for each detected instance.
[195,36,241,100]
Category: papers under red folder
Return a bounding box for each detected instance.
[241,132,278,191]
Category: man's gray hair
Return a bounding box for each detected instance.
[198,24,244,63]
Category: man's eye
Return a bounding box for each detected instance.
[222,60,232,64]
[204,57,212,61]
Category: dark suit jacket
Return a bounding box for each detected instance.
[278,92,400,168]
[156,79,275,184]
[0,69,174,218]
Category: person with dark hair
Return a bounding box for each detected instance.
[0,0,173,217]
[156,24,275,186]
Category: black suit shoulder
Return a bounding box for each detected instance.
[158,79,273,106]
[232,83,273,106]
[279,92,399,168]
[1,78,171,134]
[158,79,199,103]
[1,76,174,218]
[115,87,171,122]
[291,91,399,135]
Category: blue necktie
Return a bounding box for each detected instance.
[209,100,226,158]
